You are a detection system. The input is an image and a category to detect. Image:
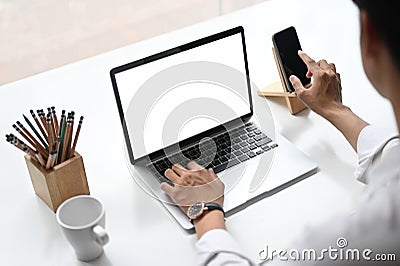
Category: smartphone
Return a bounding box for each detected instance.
[272,26,311,92]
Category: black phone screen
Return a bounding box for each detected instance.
[273,27,310,92]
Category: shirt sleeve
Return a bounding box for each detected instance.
[195,125,400,266]
[354,125,398,183]
[196,229,257,266]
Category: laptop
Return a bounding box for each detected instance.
[110,26,317,230]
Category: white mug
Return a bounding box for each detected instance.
[56,195,109,261]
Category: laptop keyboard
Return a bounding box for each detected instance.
[148,122,278,183]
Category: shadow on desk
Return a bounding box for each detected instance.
[227,167,318,217]
[76,254,113,266]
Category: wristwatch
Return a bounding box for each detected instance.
[187,202,225,223]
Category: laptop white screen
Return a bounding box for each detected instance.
[114,30,251,159]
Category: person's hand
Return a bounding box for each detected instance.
[289,50,345,118]
[289,50,369,151]
[160,161,224,214]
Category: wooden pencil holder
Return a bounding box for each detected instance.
[24,152,90,212]
[258,47,308,115]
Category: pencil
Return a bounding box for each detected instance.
[6,134,24,152]
[30,110,48,146]
[46,150,57,170]
[38,109,50,144]
[22,146,40,163]
[14,135,36,155]
[57,116,67,164]
[46,108,51,130]
[6,108,85,167]
[35,151,46,167]
[6,134,37,159]
[5,134,11,144]
[58,110,66,136]
[13,124,42,155]
[13,123,48,158]
[70,116,83,157]
[49,108,56,137]
[16,121,38,145]
[51,107,59,135]
[47,108,53,135]
[49,109,57,142]
[66,112,75,159]
[50,152,57,168]
[60,116,71,162]
[52,138,60,167]
[38,110,47,133]
[46,114,54,151]
[23,114,48,149]
[13,136,23,150]
[8,134,36,154]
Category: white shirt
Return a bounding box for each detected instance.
[196,125,400,265]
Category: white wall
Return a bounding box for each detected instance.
[0,0,265,85]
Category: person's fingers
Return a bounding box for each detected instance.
[298,50,318,72]
[160,182,175,196]
[165,168,180,184]
[289,75,306,98]
[187,161,203,170]
[306,70,313,78]
[317,59,330,70]
[171,164,186,176]
[329,63,336,72]
[208,168,218,179]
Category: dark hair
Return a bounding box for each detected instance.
[353,0,400,71]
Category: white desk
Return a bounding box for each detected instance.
[0,0,396,265]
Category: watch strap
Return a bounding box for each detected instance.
[189,202,225,224]
[204,202,225,217]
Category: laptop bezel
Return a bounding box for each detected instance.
[110,26,253,164]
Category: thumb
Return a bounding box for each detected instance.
[289,75,306,97]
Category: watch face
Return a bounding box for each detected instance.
[187,202,204,219]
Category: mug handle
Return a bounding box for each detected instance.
[93,225,109,245]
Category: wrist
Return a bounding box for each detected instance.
[319,103,369,151]
[320,103,351,123]
[193,209,226,239]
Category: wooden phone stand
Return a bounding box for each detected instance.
[258,47,307,115]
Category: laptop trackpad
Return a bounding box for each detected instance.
[248,150,274,192]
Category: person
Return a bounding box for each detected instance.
[160,0,400,265]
